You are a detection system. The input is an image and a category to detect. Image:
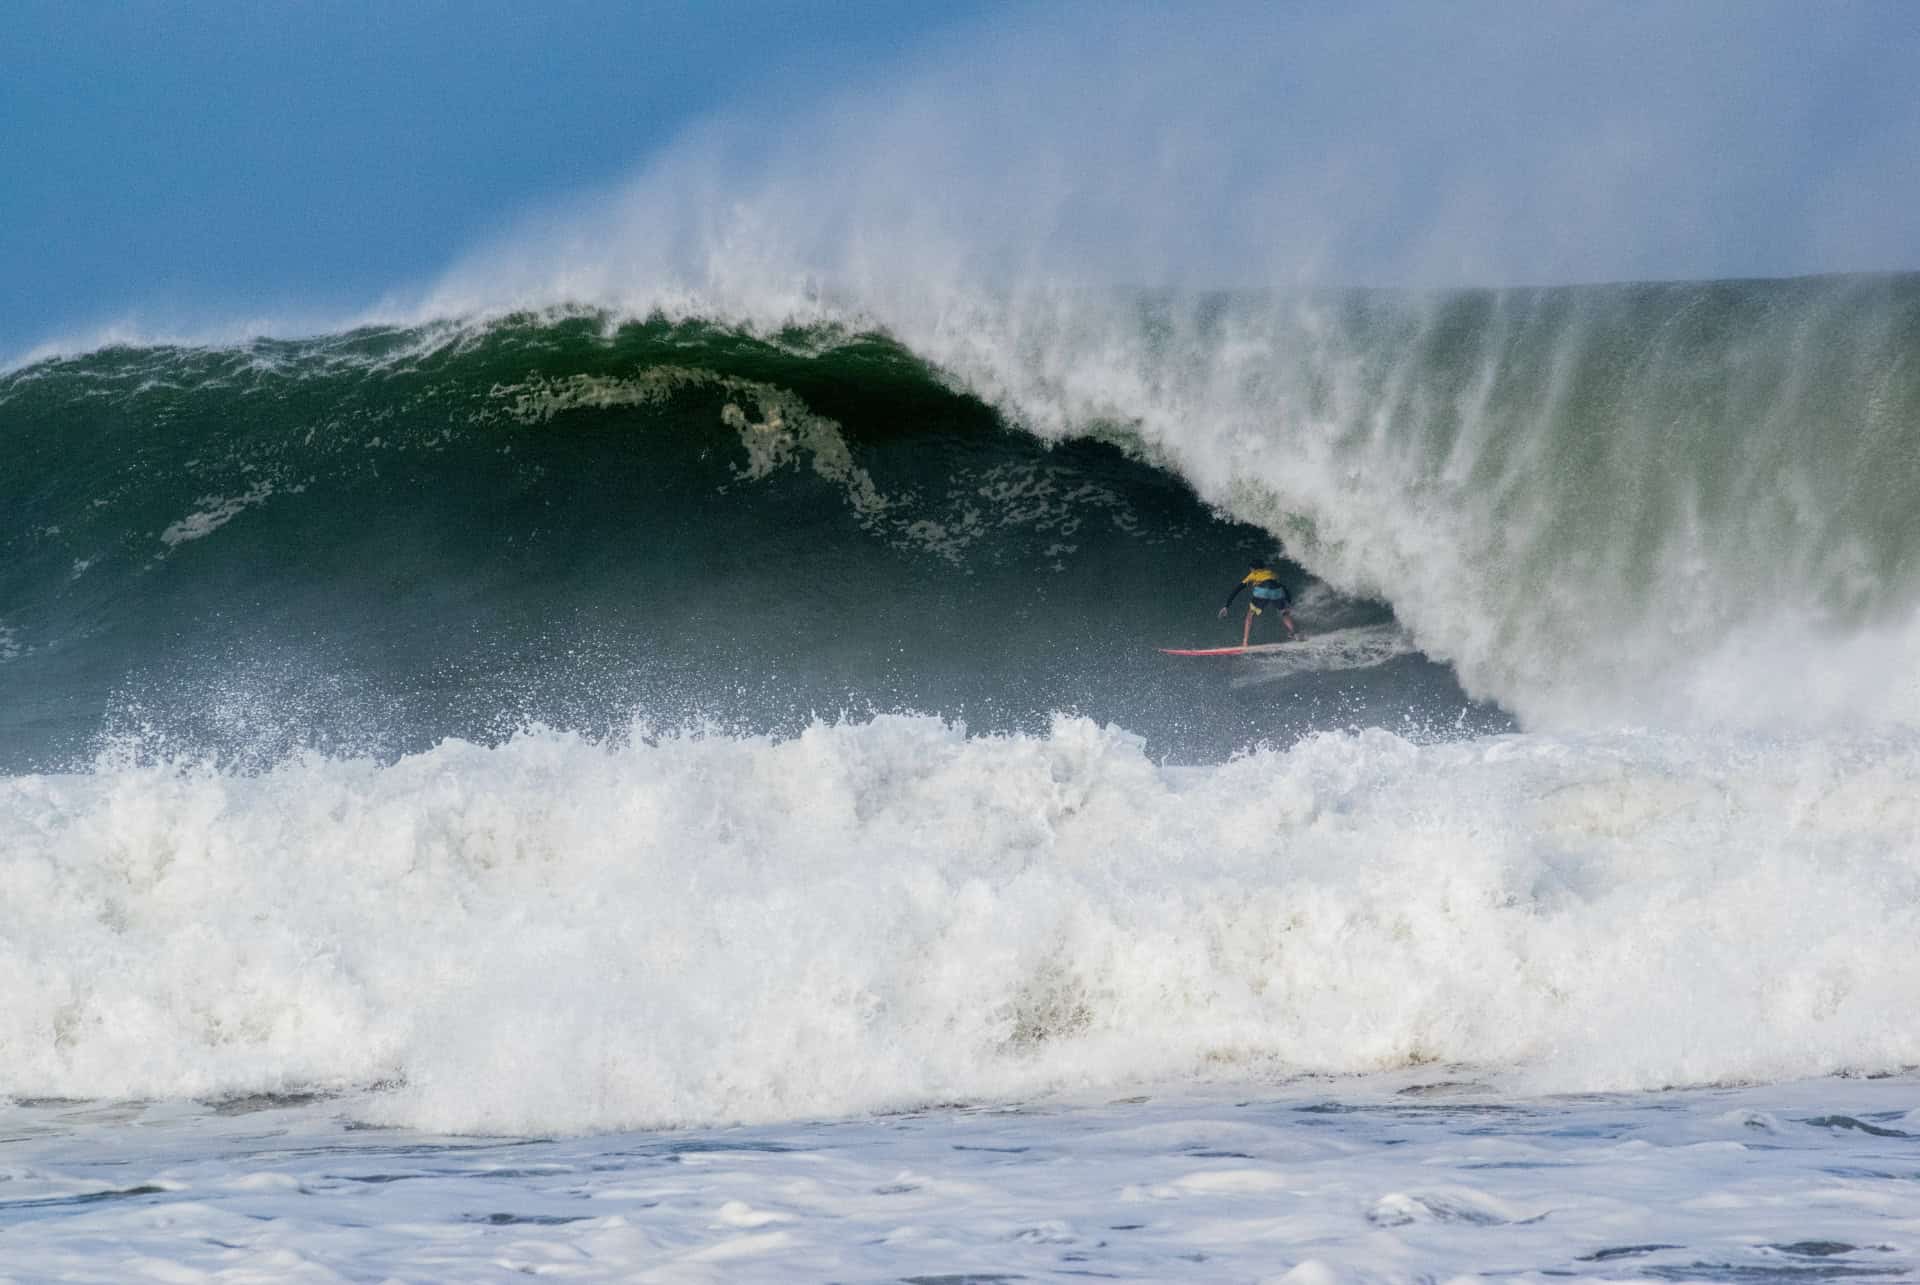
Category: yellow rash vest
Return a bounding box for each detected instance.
[1223,566,1292,615]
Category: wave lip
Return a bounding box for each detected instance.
[4,714,1918,1134]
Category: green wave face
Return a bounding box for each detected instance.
[0,315,1458,768]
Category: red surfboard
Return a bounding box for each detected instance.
[1157,642,1296,656]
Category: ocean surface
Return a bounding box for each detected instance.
[3,274,1919,1279]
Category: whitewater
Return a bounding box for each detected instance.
[5,711,1915,1124]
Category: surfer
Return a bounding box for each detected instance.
[1219,559,1297,646]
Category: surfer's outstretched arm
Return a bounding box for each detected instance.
[1217,581,1249,618]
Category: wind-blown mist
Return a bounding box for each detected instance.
[425,0,1920,309]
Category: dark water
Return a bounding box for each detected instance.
[0,315,1501,770]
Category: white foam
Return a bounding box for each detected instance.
[4,715,1918,1135]
[157,479,277,546]
[3,1074,1917,1281]
[1227,623,1419,687]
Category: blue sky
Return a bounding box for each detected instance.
[1,1,1003,349]
[5,2,1918,354]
